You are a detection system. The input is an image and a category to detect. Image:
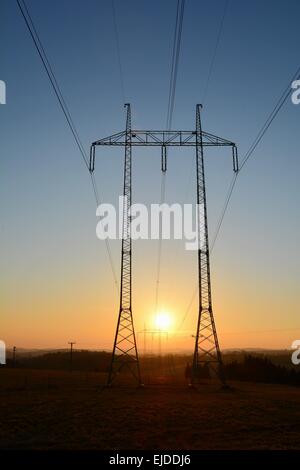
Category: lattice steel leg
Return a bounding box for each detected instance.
[192,104,226,386]
[107,104,142,386]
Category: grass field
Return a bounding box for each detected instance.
[0,368,300,450]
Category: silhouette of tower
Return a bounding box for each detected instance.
[90,104,238,386]
[107,104,141,385]
[191,105,238,385]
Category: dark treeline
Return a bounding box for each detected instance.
[3,350,300,387]
[5,350,111,372]
[225,354,300,386]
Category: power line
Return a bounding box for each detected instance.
[111,0,126,103]
[166,0,186,129]
[211,62,300,248]
[210,172,237,250]
[154,0,186,316]
[16,0,89,170]
[176,288,197,332]
[239,66,300,170]
[20,0,87,159]
[154,174,167,315]
[16,0,119,290]
[173,325,300,337]
[166,0,180,130]
[178,0,230,328]
[184,0,229,201]
[178,62,300,332]
[90,173,119,288]
[222,326,300,335]
[202,0,229,105]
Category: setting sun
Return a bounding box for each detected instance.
[154,311,172,331]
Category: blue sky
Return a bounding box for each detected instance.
[1,0,300,349]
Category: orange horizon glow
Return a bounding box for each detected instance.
[2,233,299,353]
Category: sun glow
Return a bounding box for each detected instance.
[154,311,172,331]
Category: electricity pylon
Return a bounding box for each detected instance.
[90,104,238,386]
[192,104,238,385]
[93,104,141,386]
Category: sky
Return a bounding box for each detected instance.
[1,0,300,352]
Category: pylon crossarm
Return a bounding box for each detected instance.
[92,130,234,148]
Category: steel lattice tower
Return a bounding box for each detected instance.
[192,104,231,385]
[90,104,238,386]
[109,104,141,385]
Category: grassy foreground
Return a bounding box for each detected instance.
[0,368,300,450]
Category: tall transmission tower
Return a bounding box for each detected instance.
[90,104,238,386]
[92,104,142,386]
[192,104,238,385]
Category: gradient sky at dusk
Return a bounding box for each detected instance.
[1,0,300,351]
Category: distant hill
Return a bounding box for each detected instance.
[225,354,300,386]
[3,349,300,386]
[5,350,111,372]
